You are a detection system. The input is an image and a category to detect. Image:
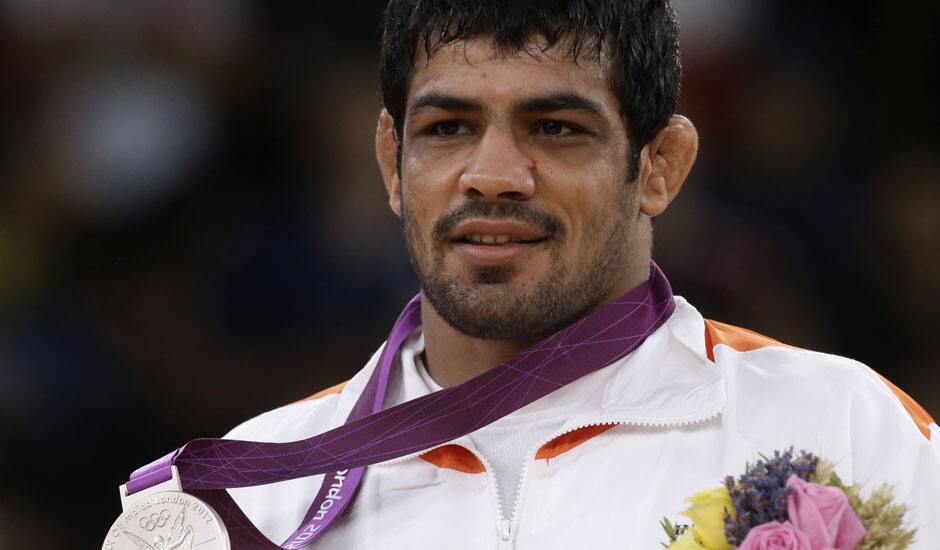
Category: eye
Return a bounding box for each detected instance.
[534,120,579,137]
[428,120,472,137]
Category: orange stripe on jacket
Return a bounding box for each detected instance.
[876,374,935,439]
[535,424,617,460]
[421,445,486,474]
[294,381,348,404]
[703,319,797,362]
[703,319,935,439]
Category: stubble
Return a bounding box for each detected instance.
[401,189,635,341]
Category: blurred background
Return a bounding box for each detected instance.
[0,0,937,547]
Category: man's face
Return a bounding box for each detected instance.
[399,38,643,340]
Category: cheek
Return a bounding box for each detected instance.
[404,152,427,180]
[575,154,633,238]
[549,162,620,215]
[563,186,632,254]
[402,152,464,225]
[405,139,470,182]
[401,187,429,239]
[401,172,444,252]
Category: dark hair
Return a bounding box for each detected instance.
[379,0,681,180]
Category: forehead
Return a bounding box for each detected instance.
[407,38,618,111]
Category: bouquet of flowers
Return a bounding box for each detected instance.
[661,448,915,549]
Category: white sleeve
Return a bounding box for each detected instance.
[846,374,940,549]
[931,423,940,461]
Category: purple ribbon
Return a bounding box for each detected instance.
[125,263,676,548]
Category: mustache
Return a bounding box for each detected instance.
[433,199,564,242]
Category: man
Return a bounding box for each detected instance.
[227,1,940,548]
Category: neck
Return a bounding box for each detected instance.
[420,301,537,387]
[421,261,651,388]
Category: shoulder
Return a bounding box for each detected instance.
[225,382,348,443]
[225,345,385,443]
[704,318,935,441]
[703,317,940,539]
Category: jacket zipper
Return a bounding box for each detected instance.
[375,410,723,547]
[469,452,514,547]
[501,410,724,547]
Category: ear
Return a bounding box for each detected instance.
[636,115,698,218]
[375,109,402,216]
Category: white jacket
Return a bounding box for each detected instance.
[227,297,940,549]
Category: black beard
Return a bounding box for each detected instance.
[402,197,631,341]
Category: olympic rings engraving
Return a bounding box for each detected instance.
[138,508,171,531]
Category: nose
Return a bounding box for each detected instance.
[458,129,535,202]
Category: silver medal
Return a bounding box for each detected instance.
[102,467,230,550]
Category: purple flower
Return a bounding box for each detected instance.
[738,521,812,550]
[786,475,865,549]
[724,449,818,545]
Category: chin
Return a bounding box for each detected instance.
[421,273,586,341]
[469,264,517,285]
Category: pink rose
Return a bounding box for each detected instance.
[738,521,811,550]
[786,474,866,549]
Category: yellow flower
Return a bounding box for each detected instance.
[666,528,706,550]
[680,486,735,550]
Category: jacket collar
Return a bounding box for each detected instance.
[589,296,726,426]
[331,296,726,438]
[471,295,726,434]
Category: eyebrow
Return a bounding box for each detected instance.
[515,93,604,117]
[409,93,484,116]
[407,92,604,118]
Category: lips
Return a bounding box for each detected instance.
[451,220,548,243]
[449,219,549,266]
